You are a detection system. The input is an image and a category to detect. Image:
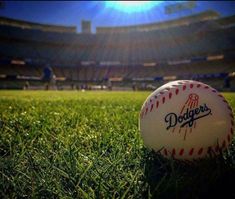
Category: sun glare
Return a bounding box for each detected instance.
[105,1,162,13]
[120,1,151,6]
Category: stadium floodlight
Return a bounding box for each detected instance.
[105,1,162,13]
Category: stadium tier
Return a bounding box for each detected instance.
[96,10,220,33]
[0,11,235,90]
[0,16,77,33]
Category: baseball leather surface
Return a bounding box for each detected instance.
[139,80,234,160]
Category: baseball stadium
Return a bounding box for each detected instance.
[0,1,235,198]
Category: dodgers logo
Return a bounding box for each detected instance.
[164,93,212,140]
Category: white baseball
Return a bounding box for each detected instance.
[139,80,234,160]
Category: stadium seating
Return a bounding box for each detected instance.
[0,13,235,90]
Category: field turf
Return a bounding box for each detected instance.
[0,91,235,199]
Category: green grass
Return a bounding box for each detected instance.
[0,91,235,199]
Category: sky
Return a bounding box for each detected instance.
[0,1,235,33]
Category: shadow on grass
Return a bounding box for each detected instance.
[141,144,235,199]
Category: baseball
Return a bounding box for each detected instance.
[139,80,234,160]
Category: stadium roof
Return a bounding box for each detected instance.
[0,16,76,33]
[96,10,220,34]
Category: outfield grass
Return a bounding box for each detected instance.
[0,91,235,199]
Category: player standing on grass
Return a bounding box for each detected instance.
[42,64,56,90]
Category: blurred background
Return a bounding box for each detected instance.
[0,1,234,91]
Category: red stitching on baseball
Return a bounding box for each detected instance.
[145,107,148,115]
[150,104,154,112]
[198,148,203,155]
[156,100,159,108]
[179,148,184,156]
[175,89,179,95]
[141,81,233,157]
[162,97,165,104]
[189,148,194,156]
[169,92,172,99]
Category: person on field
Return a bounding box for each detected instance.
[42,65,56,90]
